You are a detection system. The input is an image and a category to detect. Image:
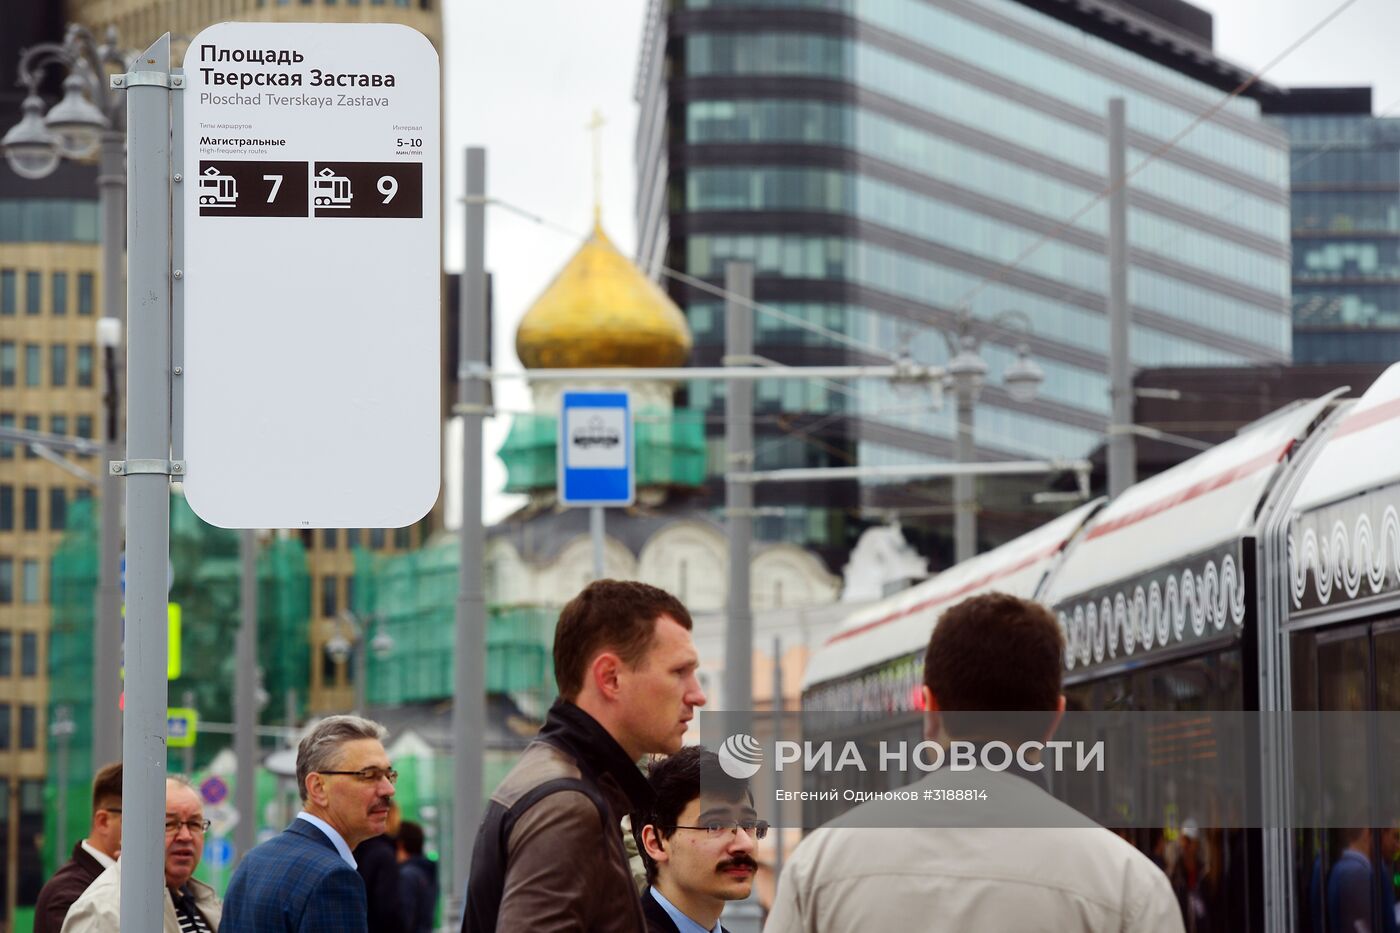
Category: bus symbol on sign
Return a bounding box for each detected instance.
[314,167,353,207]
[573,416,621,450]
[198,166,238,207]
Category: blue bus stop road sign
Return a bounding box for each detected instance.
[558,390,634,506]
[204,837,234,869]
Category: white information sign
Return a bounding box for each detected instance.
[182,23,440,528]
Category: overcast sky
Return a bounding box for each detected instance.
[440,0,1400,523]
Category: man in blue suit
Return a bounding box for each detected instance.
[222,715,397,933]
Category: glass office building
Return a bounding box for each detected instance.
[1270,90,1400,364]
[635,0,1292,567]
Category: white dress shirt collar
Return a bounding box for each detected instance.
[296,811,357,869]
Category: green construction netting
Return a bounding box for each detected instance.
[355,545,557,705]
[44,495,310,875]
[498,408,707,494]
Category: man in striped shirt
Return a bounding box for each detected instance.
[62,777,222,932]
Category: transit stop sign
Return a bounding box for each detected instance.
[181,23,441,528]
[558,390,634,506]
[167,708,198,748]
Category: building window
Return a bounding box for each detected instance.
[24,343,41,386]
[0,342,14,386]
[347,528,361,550]
[394,527,411,548]
[20,561,38,604]
[0,633,10,673]
[1,270,14,315]
[78,273,93,315]
[345,576,356,614]
[321,575,338,617]
[20,633,36,676]
[49,488,66,530]
[321,644,338,684]
[22,487,38,530]
[24,272,39,315]
[50,344,68,386]
[0,486,11,530]
[0,561,11,603]
[18,706,35,749]
[52,272,67,315]
[50,415,66,439]
[76,344,94,387]
[369,528,386,549]
[0,414,10,459]
[76,415,93,457]
[23,415,39,458]
[0,705,10,749]
[322,528,339,549]
[20,780,42,814]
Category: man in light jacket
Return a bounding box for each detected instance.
[765,592,1184,933]
[63,776,221,932]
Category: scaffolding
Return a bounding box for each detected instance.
[44,495,310,876]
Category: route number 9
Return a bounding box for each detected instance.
[377,175,398,204]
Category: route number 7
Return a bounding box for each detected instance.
[263,175,283,203]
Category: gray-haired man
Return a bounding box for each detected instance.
[222,715,397,933]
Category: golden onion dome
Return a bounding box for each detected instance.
[516,222,692,369]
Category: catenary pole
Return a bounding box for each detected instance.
[93,127,126,768]
[724,261,754,733]
[1107,97,1136,498]
[234,529,257,863]
[117,33,173,933]
[451,146,488,928]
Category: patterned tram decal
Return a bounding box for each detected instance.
[1056,546,1248,673]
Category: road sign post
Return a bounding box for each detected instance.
[181,22,441,528]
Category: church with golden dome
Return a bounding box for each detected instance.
[486,212,842,687]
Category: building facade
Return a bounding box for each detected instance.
[1268,89,1400,364]
[635,0,1294,569]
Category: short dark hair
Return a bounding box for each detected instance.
[923,593,1063,736]
[91,762,122,812]
[398,820,425,856]
[638,745,752,886]
[553,580,693,700]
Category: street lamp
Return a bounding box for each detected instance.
[49,704,77,866]
[329,611,395,714]
[4,23,131,769]
[942,310,1044,564]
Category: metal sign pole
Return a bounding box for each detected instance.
[115,33,174,933]
[451,146,488,929]
[590,506,606,579]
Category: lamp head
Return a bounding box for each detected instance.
[44,73,107,159]
[1002,343,1044,404]
[945,335,988,400]
[2,95,60,180]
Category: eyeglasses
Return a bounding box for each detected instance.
[317,767,398,786]
[164,818,211,836]
[668,819,769,840]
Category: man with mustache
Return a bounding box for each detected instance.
[465,580,707,933]
[62,776,221,932]
[637,746,763,933]
[222,715,396,933]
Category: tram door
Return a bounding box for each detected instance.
[1290,619,1400,933]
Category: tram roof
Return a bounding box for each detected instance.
[801,500,1101,690]
[1291,362,1400,514]
[1042,392,1337,606]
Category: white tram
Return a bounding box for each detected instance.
[801,362,1400,932]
